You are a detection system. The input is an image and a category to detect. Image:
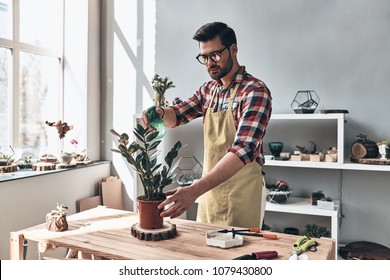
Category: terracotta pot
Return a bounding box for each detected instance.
[137,197,164,229]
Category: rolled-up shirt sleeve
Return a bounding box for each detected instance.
[171,85,208,126]
[228,83,272,165]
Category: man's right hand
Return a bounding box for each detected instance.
[140,106,165,129]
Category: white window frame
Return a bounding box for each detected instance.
[0,0,64,149]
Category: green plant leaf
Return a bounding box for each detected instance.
[146,131,159,142]
[148,140,161,150]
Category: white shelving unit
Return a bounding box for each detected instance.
[265,198,340,244]
[263,113,346,258]
[265,113,390,256]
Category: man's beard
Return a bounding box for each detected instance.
[208,54,233,81]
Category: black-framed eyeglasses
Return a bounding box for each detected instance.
[196,47,228,65]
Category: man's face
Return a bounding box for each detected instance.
[199,37,233,81]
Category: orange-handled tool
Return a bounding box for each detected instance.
[235,232,278,240]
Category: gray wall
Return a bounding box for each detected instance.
[153,0,390,247]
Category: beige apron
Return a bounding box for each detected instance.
[196,84,266,228]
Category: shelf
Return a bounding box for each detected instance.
[271,113,345,120]
[266,197,339,259]
[269,113,345,164]
[265,197,339,217]
[264,158,390,172]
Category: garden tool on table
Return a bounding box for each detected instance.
[289,235,318,260]
[233,250,278,260]
[218,228,278,240]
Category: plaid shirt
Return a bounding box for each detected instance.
[171,66,272,166]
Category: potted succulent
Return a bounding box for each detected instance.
[302,223,330,238]
[311,190,325,205]
[266,180,292,204]
[111,124,182,229]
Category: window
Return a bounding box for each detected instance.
[0,0,63,155]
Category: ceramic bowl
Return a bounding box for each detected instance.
[269,142,284,157]
[61,155,74,164]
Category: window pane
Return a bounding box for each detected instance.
[19,0,62,49]
[0,47,11,146]
[19,51,60,155]
[0,0,12,39]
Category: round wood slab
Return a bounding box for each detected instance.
[0,164,18,173]
[351,157,390,165]
[32,162,56,171]
[131,222,177,241]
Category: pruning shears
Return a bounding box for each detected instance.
[289,235,318,260]
[218,228,278,240]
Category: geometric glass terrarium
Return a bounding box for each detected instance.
[173,156,203,186]
[291,90,320,114]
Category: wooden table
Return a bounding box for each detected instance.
[10,206,335,260]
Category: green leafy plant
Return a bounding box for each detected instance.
[151,74,175,107]
[303,223,330,238]
[311,190,325,199]
[311,190,325,205]
[111,124,182,201]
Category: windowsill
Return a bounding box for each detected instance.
[0,160,111,183]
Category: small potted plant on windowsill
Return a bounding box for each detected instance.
[110,124,182,230]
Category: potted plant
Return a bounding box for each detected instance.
[266,180,292,204]
[311,190,325,205]
[302,223,330,238]
[110,124,182,229]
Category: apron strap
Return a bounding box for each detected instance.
[207,84,219,110]
[207,83,240,111]
[228,83,240,110]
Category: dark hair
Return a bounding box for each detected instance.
[193,22,237,47]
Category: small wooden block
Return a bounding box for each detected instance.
[310,154,325,162]
[290,154,302,161]
[301,154,310,161]
[280,152,291,159]
[325,154,337,163]
[131,222,177,241]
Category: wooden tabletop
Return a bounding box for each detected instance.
[10,206,335,260]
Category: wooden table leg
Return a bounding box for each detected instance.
[10,232,26,260]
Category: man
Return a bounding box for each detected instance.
[141,22,272,228]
